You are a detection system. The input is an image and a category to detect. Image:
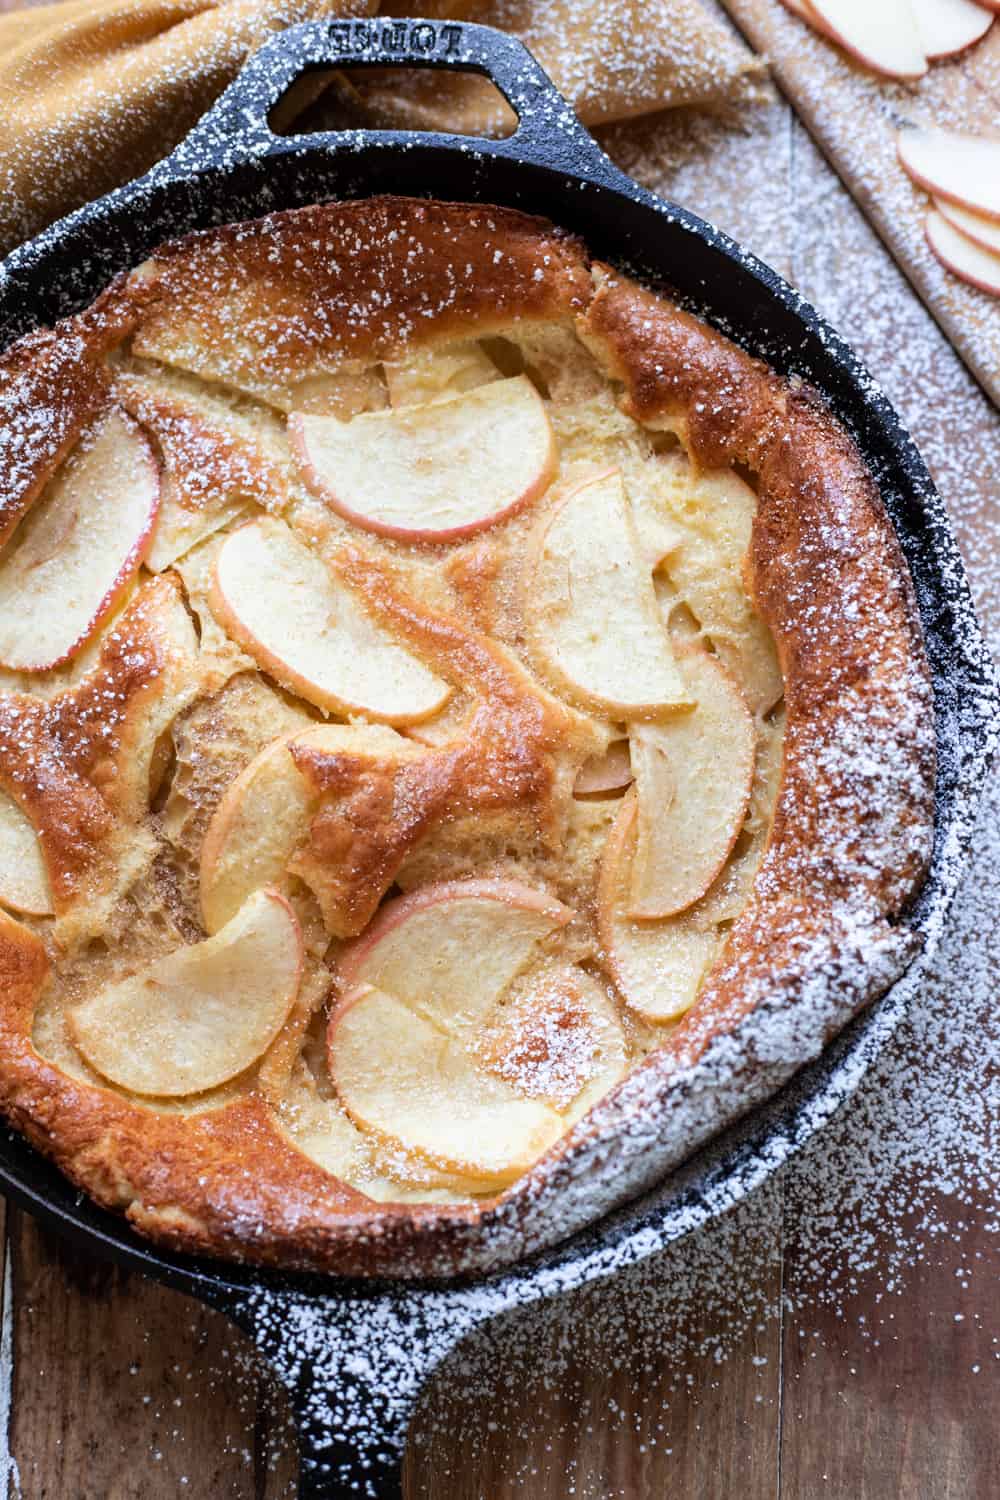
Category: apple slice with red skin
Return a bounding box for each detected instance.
[898,128,1000,222]
[806,0,927,77]
[936,197,1000,254]
[574,740,633,797]
[0,792,52,916]
[337,879,573,1032]
[289,375,556,542]
[0,407,159,672]
[524,467,689,718]
[210,518,450,724]
[925,208,1000,295]
[778,0,837,38]
[70,888,302,1097]
[199,721,419,934]
[911,0,993,58]
[628,648,756,919]
[598,790,722,1024]
[330,880,577,1183]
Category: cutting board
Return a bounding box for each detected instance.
[719,0,1000,409]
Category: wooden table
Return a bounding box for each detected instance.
[0,8,998,1497]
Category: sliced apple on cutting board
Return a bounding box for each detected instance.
[806,0,928,77]
[629,648,756,919]
[911,0,994,58]
[598,790,722,1024]
[524,467,689,717]
[331,880,576,1182]
[805,0,929,75]
[935,198,1000,255]
[898,128,1000,223]
[199,721,417,934]
[69,888,302,1097]
[0,407,159,672]
[0,791,52,916]
[209,517,450,722]
[925,208,1000,295]
[290,374,555,542]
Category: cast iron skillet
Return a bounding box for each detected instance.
[0,19,996,1498]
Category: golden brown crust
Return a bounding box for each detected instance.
[0,576,200,928]
[0,278,137,548]
[0,201,935,1277]
[129,197,592,406]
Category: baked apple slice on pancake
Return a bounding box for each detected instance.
[330,881,626,1185]
[70,888,302,1097]
[0,791,52,915]
[597,647,756,1021]
[382,340,500,408]
[629,648,755,919]
[209,517,450,723]
[199,721,420,934]
[289,374,555,541]
[0,407,159,672]
[524,467,690,717]
[598,791,722,1025]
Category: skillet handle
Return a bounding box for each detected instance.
[160,16,616,181]
[213,1281,502,1499]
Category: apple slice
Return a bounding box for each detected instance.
[330,984,564,1184]
[778,0,836,38]
[911,0,994,56]
[209,518,450,722]
[524,468,689,717]
[598,790,721,1024]
[289,367,387,419]
[629,648,756,919]
[936,197,1000,254]
[337,879,573,1037]
[289,374,556,542]
[898,128,1000,222]
[807,0,927,77]
[476,961,628,1121]
[200,721,417,934]
[0,791,52,916]
[69,888,302,1097]
[331,880,575,1182]
[116,371,290,572]
[383,341,499,408]
[0,407,159,672]
[925,207,1000,294]
[574,740,633,797]
[644,452,782,716]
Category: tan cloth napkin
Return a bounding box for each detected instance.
[0,0,766,255]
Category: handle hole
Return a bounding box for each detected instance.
[269,64,516,141]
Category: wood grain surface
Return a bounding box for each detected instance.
[0,4,997,1497]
